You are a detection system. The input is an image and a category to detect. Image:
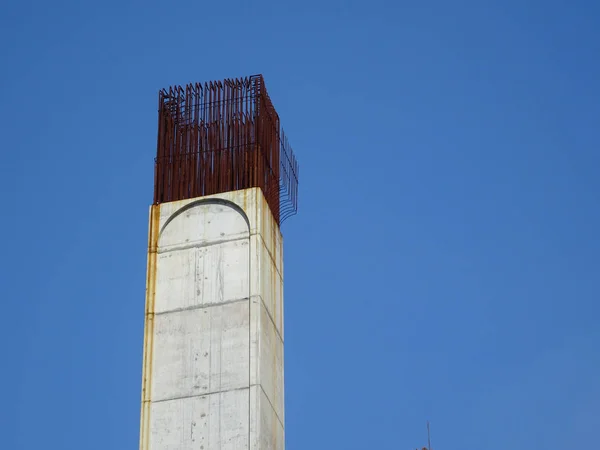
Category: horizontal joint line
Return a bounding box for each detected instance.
[154,297,249,315]
[158,235,249,254]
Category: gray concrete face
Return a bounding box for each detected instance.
[140,188,284,450]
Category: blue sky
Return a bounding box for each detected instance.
[1,1,599,449]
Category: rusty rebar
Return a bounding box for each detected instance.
[153,74,298,225]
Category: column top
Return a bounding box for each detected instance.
[153,74,299,225]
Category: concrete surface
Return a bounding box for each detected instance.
[139,188,285,450]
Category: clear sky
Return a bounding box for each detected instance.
[1,1,599,449]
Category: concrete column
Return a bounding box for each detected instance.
[139,188,285,450]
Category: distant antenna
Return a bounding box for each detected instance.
[416,422,432,450]
[427,421,431,450]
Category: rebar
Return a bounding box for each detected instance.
[154,74,299,224]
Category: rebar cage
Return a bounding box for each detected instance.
[154,74,299,224]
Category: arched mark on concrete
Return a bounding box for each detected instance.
[159,198,251,238]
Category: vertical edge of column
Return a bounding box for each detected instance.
[139,204,160,450]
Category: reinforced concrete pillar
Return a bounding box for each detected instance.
[139,188,285,450]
